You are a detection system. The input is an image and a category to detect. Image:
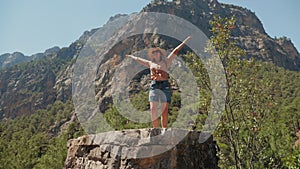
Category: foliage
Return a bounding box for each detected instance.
[89,15,300,169]
[0,14,300,169]
[100,87,188,130]
[283,148,300,169]
[0,100,84,169]
[186,15,300,168]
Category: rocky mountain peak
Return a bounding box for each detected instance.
[44,46,60,56]
[0,52,28,69]
[0,47,61,70]
[142,0,299,70]
[276,37,299,59]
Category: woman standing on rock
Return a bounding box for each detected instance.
[126,36,191,128]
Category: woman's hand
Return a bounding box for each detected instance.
[183,36,192,44]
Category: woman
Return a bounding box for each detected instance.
[126,36,191,128]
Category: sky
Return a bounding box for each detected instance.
[0,0,299,56]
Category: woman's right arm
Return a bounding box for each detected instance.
[126,55,151,68]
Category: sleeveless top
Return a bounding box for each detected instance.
[150,68,168,80]
[150,58,168,80]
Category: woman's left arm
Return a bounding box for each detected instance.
[166,36,191,65]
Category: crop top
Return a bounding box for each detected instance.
[151,68,169,80]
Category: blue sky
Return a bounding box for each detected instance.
[0,0,299,55]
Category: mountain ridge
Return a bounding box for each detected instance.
[0,46,61,70]
[0,0,300,168]
[1,0,300,121]
[142,0,300,70]
[1,0,299,71]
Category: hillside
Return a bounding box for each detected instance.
[1,0,299,121]
[142,0,300,70]
[0,0,300,168]
[0,47,60,70]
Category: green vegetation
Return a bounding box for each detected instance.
[0,101,85,169]
[103,90,183,130]
[0,15,299,169]
[191,15,300,169]
[102,15,300,169]
[92,16,300,169]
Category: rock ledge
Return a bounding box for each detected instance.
[64,128,219,169]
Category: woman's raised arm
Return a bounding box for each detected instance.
[126,55,151,68]
[166,36,191,65]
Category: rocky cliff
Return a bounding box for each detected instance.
[64,128,219,169]
[1,0,300,120]
[0,42,81,119]
[0,0,299,168]
[0,14,132,120]
[142,0,300,70]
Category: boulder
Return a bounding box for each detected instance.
[64,128,219,169]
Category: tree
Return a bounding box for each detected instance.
[189,15,277,168]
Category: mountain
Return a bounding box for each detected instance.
[0,46,60,70]
[0,0,300,168]
[0,14,133,120]
[0,0,299,126]
[142,0,300,70]
[0,52,30,70]
[73,0,300,120]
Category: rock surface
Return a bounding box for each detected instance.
[143,0,300,71]
[64,128,219,169]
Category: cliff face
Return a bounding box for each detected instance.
[0,0,299,168]
[142,0,300,70]
[1,0,300,120]
[64,128,219,169]
[0,42,82,119]
[0,14,129,120]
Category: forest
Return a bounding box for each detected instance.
[0,16,299,169]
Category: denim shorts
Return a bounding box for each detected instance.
[149,80,171,103]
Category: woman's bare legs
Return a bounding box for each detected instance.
[161,103,169,128]
[150,101,159,128]
[150,102,169,128]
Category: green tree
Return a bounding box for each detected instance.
[34,135,68,169]
[283,148,300,169]
[197,15,276,168]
